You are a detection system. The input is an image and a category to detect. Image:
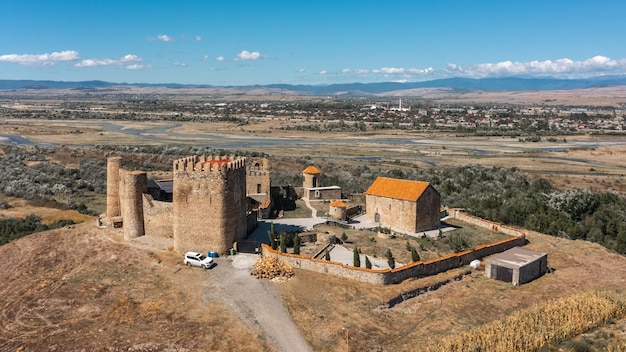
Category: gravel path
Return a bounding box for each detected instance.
[208,254,312,352]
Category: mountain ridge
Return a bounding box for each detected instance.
[2,75,626,95]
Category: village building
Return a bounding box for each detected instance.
[365,176,440,234]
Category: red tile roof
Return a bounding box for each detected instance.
[202,159,231,169]
[365,177,431,201]
[302,166,321,174]
[329,200,347,207]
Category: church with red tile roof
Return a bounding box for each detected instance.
[365,176,440,234]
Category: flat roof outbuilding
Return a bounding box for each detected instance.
[485,247,548,286]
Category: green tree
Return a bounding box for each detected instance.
[293,234,301,255]
[365,256,372,269]
[411,247,420,262]
[324,249,331,261]
[341,232,348,243]
[353,246,361,267]
[385,249,395,269]
[268,222,278,250]
[279,232,287,253]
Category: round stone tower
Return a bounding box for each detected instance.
[302,165,321,188]
[106,156,122,221]
[173,155,247,255]
[122,171,148,240]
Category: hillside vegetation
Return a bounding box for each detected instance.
[2,144,626,255]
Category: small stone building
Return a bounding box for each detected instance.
[365,177,440,234]
[329,200,347,221]
[302,166,342,200]
[485,246,548,286]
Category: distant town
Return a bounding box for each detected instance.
[2,96,625,134]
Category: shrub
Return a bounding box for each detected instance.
[446,233,472,253]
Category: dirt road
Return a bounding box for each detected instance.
[209,254,312,352]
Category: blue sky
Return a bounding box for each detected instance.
[1,0,625,85]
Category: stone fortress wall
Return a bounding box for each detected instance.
[262,209,527,285]
[105,157,148,240]
[246,157,271,204]
[172,155,248,255]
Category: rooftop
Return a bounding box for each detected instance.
[487,247,547,268]
[329,200,347,207]
[302,166,321,175]
[365,177,431,202]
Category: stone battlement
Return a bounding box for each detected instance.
[173,155,246,173]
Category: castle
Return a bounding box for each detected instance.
[105,155,262,255]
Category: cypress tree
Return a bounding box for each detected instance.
[279,232,287,253]
[293,234,301,255]
[365,256,372,269]
[411,246,420,262]
[353,246,361,267]
[385,249,395,269]
[324,249,331,260]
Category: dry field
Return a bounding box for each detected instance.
[277,228,626,352]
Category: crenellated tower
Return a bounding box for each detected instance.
[172,155,247,255]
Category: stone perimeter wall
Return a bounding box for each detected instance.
[261,210,527,285]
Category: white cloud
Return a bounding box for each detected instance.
[203,55,210,61]
[0,50,79,66]
[195,35,202,41]
[320,70,327,75]
[341,68,350,73]
[126,64,146,70]
[235,50,261,61]
[172,61,187,67]
[157,34,173,42]
[120,54,141,62]
[216,56,225,61]
[74,54,143,68]
[447,56,626,78]
[298,68,305,73]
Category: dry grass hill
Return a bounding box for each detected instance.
[1,219,626,351]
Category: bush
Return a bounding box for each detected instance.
[446,233,472,253]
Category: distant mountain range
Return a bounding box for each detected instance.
[2,75,626,96]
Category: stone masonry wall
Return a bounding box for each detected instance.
[142,194,174,238]
[450,209,526,237]
[106,157,122,220]
[415,186,441,232]
[122,171,148,240]
[261,211,527,285]
[173,155,247,255]
[366,195,417,232]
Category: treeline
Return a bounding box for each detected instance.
[0,214,74,245]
